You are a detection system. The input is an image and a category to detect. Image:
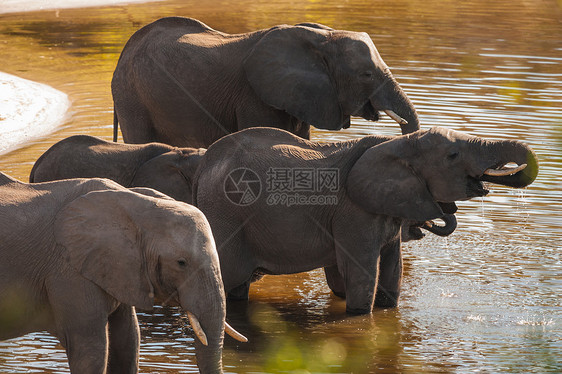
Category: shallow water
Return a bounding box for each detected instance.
[0,0,561,372]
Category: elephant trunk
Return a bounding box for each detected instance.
[372,75,420,135]
[422,214,457,236]
[477,139,539,188]
[179,272,226,374]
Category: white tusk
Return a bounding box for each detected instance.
[187,311,208,346]
[225,321,248,342]
[483,163,527,177]
[384,110,408,125]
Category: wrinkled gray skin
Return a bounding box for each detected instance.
[112,17,419,148]
[0,174,226,373]
[194,127,538,314]
[30,135,205,204]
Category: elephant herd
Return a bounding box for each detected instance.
[0,17,538,374]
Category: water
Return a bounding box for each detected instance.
[0,0,561,372]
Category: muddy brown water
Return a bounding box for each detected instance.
[0,0,561,372]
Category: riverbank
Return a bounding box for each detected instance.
[0,0,154,155]
[0,72,70,155]
[0,0,156,14]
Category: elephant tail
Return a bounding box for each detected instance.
[113,106,118,142]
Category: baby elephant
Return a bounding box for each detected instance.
[0,173,245,374]
[193,127,538,314]
[30,135,205,204]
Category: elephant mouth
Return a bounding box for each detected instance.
[405,223,426,241]
[438,202,458,214]
[353,101,380,122]
[479,162,532,188]
[482,162,528,177]
[353,101,410,127]
[468,162,528,197]
[466,176,489,198]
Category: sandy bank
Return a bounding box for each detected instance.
[0,0,156,155]
[0,0,157,14]
[0,72,70,155]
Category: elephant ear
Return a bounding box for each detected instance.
[54,189,154,310]
[132,148,205,204]
[346,143,444,222]
[243,25,346,130]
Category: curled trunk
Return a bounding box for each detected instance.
[422,214,457,237]
[478,139,539,188]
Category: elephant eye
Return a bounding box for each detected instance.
[177,258,187,268]
[447,152,460,160]
[362,71,373,78]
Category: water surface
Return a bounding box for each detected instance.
[0,0,561,372]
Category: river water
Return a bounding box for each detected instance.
[0,0,561,372]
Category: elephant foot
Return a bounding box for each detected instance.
[323,265,346,299]
[345,306,372,315]
[374,289,399,308]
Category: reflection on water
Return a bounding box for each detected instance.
[0,0,560,372]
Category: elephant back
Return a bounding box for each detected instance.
[30,135,174,186]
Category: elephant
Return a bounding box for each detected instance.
[0,173,246,374]
[29,135,205,204]
[192,126,538,314]
[400,213,458,242]
[29,134,457,252]
[111,17,420,148]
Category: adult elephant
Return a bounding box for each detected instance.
[30,135,205,204]
[193,127,538,314]
[28,135,457,239]
[112,17,420,148]
[0,173,246,374]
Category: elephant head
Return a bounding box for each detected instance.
[346,127,538,222]
[243,23,419,135]
[131,147,206,204]
[54,189,246,373]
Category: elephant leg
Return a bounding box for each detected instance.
[47,277,114,374]
[374,238,402,308]
[323,265,346,299]
[333,211,382,315]
[64,328,109,374]
[338,253,378,314]
[210,220,255,301]
[115,95,156,144]
[54,311,110,374]
[107,304,140,374]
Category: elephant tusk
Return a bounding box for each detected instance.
[383,110,408,125]
[484,163,527,177]
[422,221,434,229]
[225,321,248,342]
[187,311,208,346]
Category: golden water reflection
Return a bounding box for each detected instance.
[0,0,560,372]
